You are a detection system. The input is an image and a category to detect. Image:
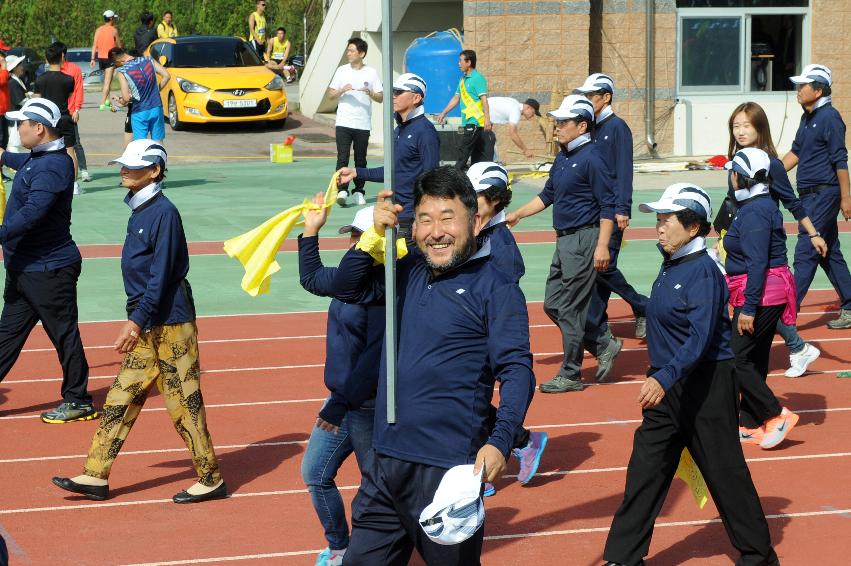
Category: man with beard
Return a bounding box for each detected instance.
[329,165,535,565]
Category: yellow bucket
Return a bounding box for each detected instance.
[270,143,294,163]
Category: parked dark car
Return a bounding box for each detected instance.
[7,47,42,90]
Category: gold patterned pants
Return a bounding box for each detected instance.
[83,322,221,486]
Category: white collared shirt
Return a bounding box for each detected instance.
[126,182,163,210]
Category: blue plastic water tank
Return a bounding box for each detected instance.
[404,31,463,117]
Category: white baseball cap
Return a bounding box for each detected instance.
[338,206,375,234]
[548,94,595,122]
[5,54,25,73]
[574,73,614,94]
[724,147,770,181]
[639,183,712,220]
[466,162,509,193]
[789,63,832,87]
[103,9,119,19]
[418,464,484,546]
[5,97,62,128]
[392,73,427,98]
[109,139,168,170]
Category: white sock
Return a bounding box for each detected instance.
[185,479,223,495]
[71,474,108,486]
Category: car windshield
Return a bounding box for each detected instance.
[171,40,262,68]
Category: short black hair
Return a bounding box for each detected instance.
[108,46,127,64]
[277,27,286,34]
[813,83,832,98]
[163,10,173,17]
[460,49,476,68]
[568,116,595,136]
[141,11,154,26]
[674,208,711,238]
[347,37,368,56]
[45,43,64,65]
[478,184,512,213]
[414,165,478,219]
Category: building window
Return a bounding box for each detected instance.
[677,3,809,93]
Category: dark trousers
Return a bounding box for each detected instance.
[336,126,370,193]
[587,227,648,332]
[604,359,777,566]
[0,116,8,149]
[455,125,494,170]
[73,123,88,171]
[732,305,784,429]
[345,451,484,566]
[794,187,851,310]
[0,263,91,404]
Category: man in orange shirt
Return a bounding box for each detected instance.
[90,10,121,111]
[59,43,90,192]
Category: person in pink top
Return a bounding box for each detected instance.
[722,147,800,450]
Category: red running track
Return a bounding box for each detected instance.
[0,291,849,564]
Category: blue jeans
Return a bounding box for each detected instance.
[301,399,375,550]
[776,320,805,354]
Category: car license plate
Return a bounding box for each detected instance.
[223,99,257,108]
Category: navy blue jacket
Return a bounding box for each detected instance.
[538,141,616,231]
[726,157,807,221]
[297,235,382,426]
[477,215,525,282]
[0,148,81,271]
[330,243,535,469]
[594,112,633,217]
[791,102,848,189]
[724,194,788,316]
[646,248,734,391]
[356,109,440,217]
[122,191,195,329]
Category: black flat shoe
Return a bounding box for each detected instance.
[52,477,108,501]
[172,481,228,504]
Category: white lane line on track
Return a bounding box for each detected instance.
[17,308,838,354]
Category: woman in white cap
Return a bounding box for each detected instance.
[723,149,800,450]
[602,183,778,566]
[53,139,226,504]
[4,54,28,153]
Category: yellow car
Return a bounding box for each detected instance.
[146,35,288,130]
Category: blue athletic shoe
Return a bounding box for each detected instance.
[512,431,548,485]
[315,547,344,566]
[483,482,496,497]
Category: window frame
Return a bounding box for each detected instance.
[676,5,811,95]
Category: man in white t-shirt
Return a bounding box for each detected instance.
[487,97,543,159]
[328,37,383,206]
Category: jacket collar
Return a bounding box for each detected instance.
[32,138,66,153]
[660,236,707,266]
[596,105,614,126]
[804,96,832,117]
[426,238,492,281]
[396,105,425,126]
[560,133,592,156]
[481,210,506,232]
[125,182,163,211]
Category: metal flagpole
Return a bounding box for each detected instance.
[381,0,397,424]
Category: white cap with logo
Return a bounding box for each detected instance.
[109,139,168,170]
[418,464,484,546]
[5,97,62,128]
[392,73,427,98]
[548,94,596,122]
[466,161,509,193]
[639,183,712,220]
[574,73,615,94]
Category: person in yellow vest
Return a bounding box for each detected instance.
[436,49,493,170]
[157,10,178,39]
[265,27,294,83]
[248,0,268,58]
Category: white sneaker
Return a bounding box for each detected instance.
[784,343,820,378]
[73,182,85,196]
[79,169,92,182]
[353,192,366,206]
[336,190,349,206]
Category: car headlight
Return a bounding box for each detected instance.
[177,78,209,93]
[264,75,285,90]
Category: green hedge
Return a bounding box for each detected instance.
[0,0,321,56]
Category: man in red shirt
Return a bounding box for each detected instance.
[59,43,91,189]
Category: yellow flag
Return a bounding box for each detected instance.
[675,447,709,509]
[0,175,6,222]
[224,173,339,296]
